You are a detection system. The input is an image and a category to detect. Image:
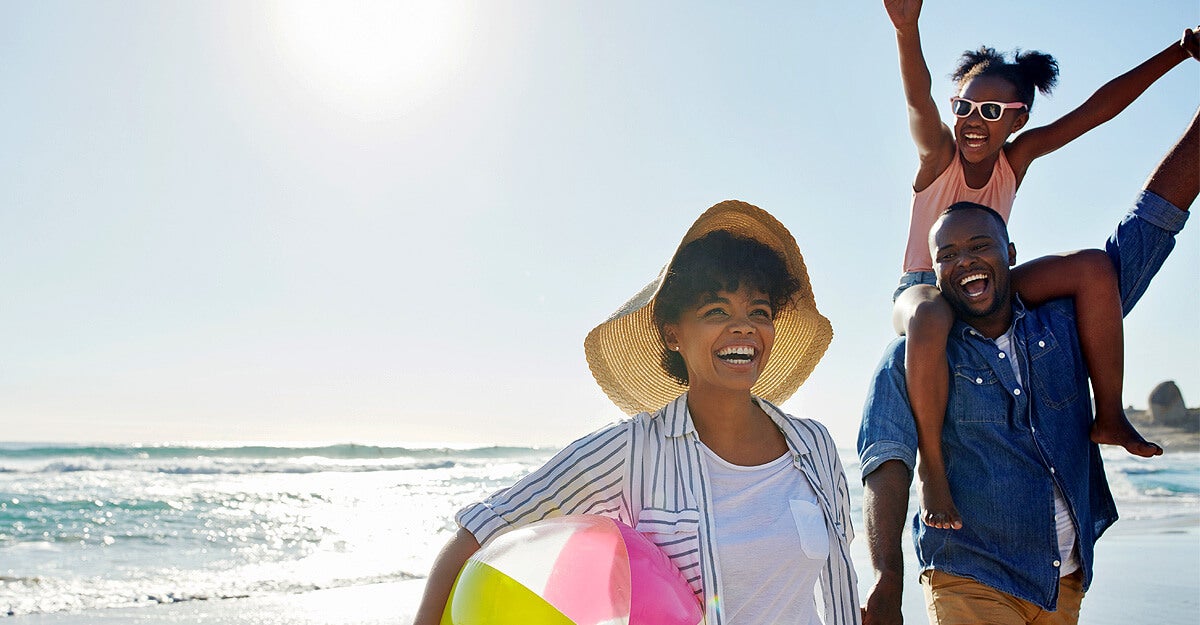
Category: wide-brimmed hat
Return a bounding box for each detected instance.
[584,200,833,415]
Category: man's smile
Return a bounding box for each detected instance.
[959,272,989,298]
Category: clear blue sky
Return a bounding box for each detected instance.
[2,1,1197,447]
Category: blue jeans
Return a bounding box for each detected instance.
[892,270,937,302]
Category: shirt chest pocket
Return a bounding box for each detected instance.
[1027,332,1080,409]
[789,499,830,561]
[635,507,701,562]
[950,365,1007,423]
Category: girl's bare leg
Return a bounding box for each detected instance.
[1013,251,1161,457]
[894,284,962,529]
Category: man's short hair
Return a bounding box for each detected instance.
[937,201,1010,244]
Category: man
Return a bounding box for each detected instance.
[858,107,1198,625]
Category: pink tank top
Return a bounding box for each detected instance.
[901,150,1017,272]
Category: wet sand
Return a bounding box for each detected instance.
[10,514,1196,624]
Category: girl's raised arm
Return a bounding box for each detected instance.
[1008,28,1199,177]
[885,0,956,190]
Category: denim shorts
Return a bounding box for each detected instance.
[892,270,937,302]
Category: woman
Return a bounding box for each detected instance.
[414,200,859,625]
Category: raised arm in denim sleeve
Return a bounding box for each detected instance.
[1107,190,1190,315]
[456,420,631,544]
[857,338,919,479]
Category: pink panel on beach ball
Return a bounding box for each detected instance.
[616,521,704,624]
[542,515,630,623]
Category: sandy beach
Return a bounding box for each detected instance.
[9,515,1195,625]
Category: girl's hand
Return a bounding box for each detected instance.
[1182,27,1200,61]
[883,0,922,31]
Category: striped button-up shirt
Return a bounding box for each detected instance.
[457,393,861,625]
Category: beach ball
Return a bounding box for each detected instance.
[442,514,704,625]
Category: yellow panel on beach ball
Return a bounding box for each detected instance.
[441,559,575,625]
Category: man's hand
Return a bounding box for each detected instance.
[862,572,906,625]
[883,0,923,31]
[862,460,913,625]
[1182,27,1200,61]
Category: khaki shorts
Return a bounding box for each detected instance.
[921,569,1084,625]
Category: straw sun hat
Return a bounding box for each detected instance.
[584,200,833,415]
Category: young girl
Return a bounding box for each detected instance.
[884,0,1199,530]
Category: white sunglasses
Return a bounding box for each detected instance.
[950,97,1028,121]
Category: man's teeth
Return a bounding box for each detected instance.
[717,346,755,362]
[959,273,986,286]
[959,273,989,297]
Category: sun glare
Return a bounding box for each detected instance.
[269,1,469,115]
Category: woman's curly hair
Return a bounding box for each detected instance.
[651,230,801,385]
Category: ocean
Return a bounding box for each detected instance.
[2,442,1197,619]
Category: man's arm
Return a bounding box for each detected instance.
[858,342,920,624]
[862,460,913,625]
[1144,106,1200,211]
[1110,107,1198,313]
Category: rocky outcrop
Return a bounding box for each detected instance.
[1147,381,1199,432]
[1124,382,1199,451]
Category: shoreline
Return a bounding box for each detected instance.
[3,580,429,625]
[1131,421,1200,453]
[8,514,1196,625]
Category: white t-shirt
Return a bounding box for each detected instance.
[995,328,1080,576]
[701,443,828,624]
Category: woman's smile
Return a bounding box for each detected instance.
[663,285,776,394]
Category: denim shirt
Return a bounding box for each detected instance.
[858,190,1188,610]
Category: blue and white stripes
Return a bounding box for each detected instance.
[456,393,861,625]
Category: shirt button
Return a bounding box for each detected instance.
[1053,560,1061,568]
[1038,340,1046,348]
[1014,388,1022,396]
[998,352,1006,359]
[1050,467,1056,474]
[976,377,984,384]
